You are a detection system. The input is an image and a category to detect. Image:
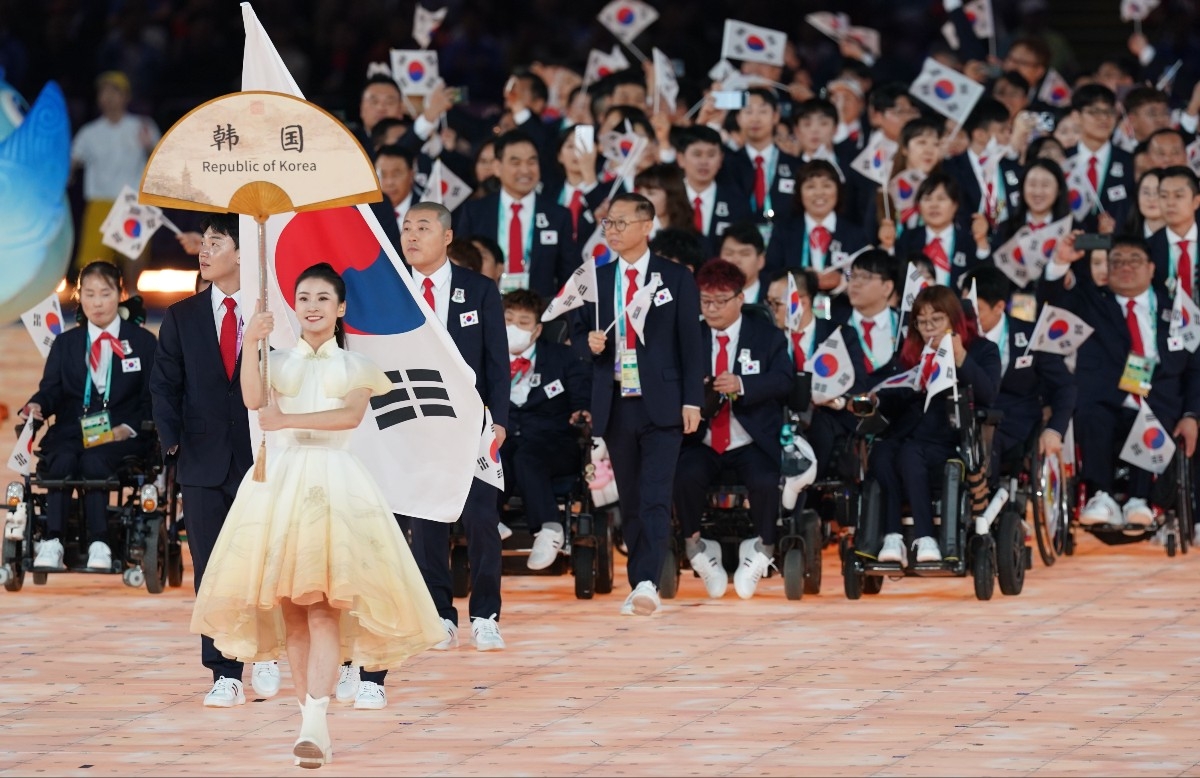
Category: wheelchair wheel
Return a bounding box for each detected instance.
[451,545,470,598]
[33,572,47,586]
[782,548,804,601]
[143,518,168,595]
[840,539,863,600]
[167,542,184,588]
[595,509,615,595]
[1030,449,1062,567]
[863,575,884,595]
[658,548,679,600]
[972,534,996,601]
[1167,531,1178,557]
[996,510,1026,596]
[2,562,23,592]
[801,509,823,595]
[573,544,596,600]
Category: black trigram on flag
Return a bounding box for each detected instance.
[371,368,457,430]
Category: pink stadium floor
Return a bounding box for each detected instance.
[3,320,1200,777]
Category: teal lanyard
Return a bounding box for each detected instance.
[614,265,632,345]
[511,348,535,387]
[1168,236,1195,284]
[854,310,898,370]
[82,332,114,411]
[996,316,1009,373]
[498,197,535,269]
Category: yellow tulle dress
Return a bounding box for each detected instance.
[189,337,445,671]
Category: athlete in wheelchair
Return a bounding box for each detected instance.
[1042,232,1199,553]
[3,261,181,593]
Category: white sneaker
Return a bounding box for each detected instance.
[877,533,907,565]
[1122,497,1155,527]
[432,618,458,650]
[335,664,359,703]
[1079,491,1120,526]
[203,676,245,708]
[353,680,387,710]
[688,539,727,598]
[498,521,513,540]
[251,661,280,698]
[86,541,112,571]
[736,537,757,567]
[33,538,65,570]
[626,580,660,616]
[526,525,564,570]
[914,536,942,563]
[733,549,773,600]
[471,614,506,651]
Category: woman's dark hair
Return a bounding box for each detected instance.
[295,262,347,348]
[1125,167,1164,235]
[77,260,122,293]
[635,163,694,232]
[794,159,843,215]
[899,285,977,368]
[1011,158,1069,225]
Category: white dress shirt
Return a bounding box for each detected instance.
[86,317,123,393]
[210,288,243,358]
[1167,222,1198,289]
[499,189,537,269]
[509,343,537,407]
[983,313,1010,378]
[1075,140,1113,191]
[804,212,838,270]
[685,181,717,235]
[924,225,956,287]
[851,308,897,368]
[414,259,454,329]
[703,315,752,452]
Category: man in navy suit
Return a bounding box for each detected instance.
[367,144,418,257]
[150,214,264,707]
[453,130,579,299]
[673,260,792,601]
[941,98,1024,236]
[720,87,803,225]
[1149,167,1200,300]
[1066,84,1136,231]
[718,223,771,305]
[1042,233,1200,527]
[571,193,705,616]
[892,172,992,291]
[499,289,591,570]
[677,126,752,258]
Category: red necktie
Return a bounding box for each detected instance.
[568,190,584,239]
[1087,156,1099,194]
[861,319,876,374]
[624,267,639,349]
[981,158,996,227]
[510,356,531,380]
[1126,299,1144,356]
[89,331,124,372]
[849,128,860,143]
[753,155,766,211]
[219,297,238,381]
[919,351,937,389]
[1178,240,1193,299]
[693,196,704,231]
[791,331,806,371]
[508,202,524,274]
[422,277,436,311]
[711,334,731,453]
[810,225,832,265]
[924,236,950,273]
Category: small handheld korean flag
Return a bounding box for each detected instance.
[910,57,985,127]
[542,259,599,322]
[6,421,35,476]
[964,0,994,38]
[475,407,504,489]
[20,293,66,359]
[1186,138,1200,177]
[845,26,881,58]
[786,272,804,332]
[850,133,898,186]
[923,333,958,411]
[708,59,739,85]
[597,0,659,46]
[625,275,661,344]
[421,159,471,212]
[652,47,679,112]
[581,225,615,266]
[1029,304,1094,355]
[1037,68,1072,108]
[805,12,850,41]
[1018,215,1073,273]
[584,47,630,87]
[1064,156,1101,219]
[992,228,1035,287]
[809,327,856,403]
[412,4,447,49]
[899,262,930,324]
[390,49,439,96]
[1119,401,1175,474]
[1169,287,1200,352]
[872,362,921,393]
[721,19,786,67]
[890,168,926,224]
[1121,0,1160,21]
[101,190,168,260]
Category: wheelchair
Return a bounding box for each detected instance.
[2,419,183,595]
[991,421,1073,568]
[840,387,1033,601]
[449,420,617,600]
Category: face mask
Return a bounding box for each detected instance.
[507,323,534,354]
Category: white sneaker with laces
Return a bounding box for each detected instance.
[432,618,459,650]
[733,549,773,599]
[33,538,65,570]
[627,580,661,616]
[688,539,727,598]
[251,661,280,698]
[203,676,245,708]
[526,525,564,570]
[736,537,757,567]
[1079,491,1120,526]
[914,536,942,563]
[877,533,907,565]
[86,541,112,571]
[1122,497,1154,527]
[471,614,506,651]
[335,664,359,703]
[498,521,513,540]
[353,680,387,710]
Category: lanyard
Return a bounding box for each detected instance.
[748,146,777,214]
[511,348,535,387]
[1168,237,1194,284]
[82,332,114,411]
[498,197,535,270]
[614,264,633,344]
[854,310,898,370]
[995,316,1009,374]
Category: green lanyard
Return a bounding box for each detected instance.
[82,332,114,411]
[511,348,535,387]
[854,310,898,371]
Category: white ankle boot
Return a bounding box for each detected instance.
[293,694,332,768]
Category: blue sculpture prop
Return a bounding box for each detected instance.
[0,73,73,323]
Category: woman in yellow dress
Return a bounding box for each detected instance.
[190,262,444,768]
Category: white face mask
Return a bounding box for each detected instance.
[506,323,535,354]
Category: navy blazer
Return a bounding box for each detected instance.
[718,145,804,223]
[1042,267,1200,430]
[877,337,1002,442]
[696,183,754,258]
[765,215,869,274]
[991,316,1077,442]
[368,197,403,258]
[942,153,1024,234]
[687,313,792,461]
[895,225,986,290]
[453,192,580,299]
[508,339,591,440]
[540,179,600,242]
[1065,145,1135,230]
[31,320,157,455]
[570,254,706,437]
[1148,225,1198,299]
[444,263,511,429]
[150,286,253,488]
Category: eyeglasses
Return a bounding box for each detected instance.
[700,294,740,309]
[1081,106,1117,119]
[1108,256,1148,269]
[847,271,883,284]
[885,107,920,119]
[600,217,651,232]
[915,314,950,330]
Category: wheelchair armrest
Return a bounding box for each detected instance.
[788,371,813,414]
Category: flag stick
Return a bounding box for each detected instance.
[595,296,601,332]
[1134,18,1142,37]
[881,170,893,223]
[603,318,618,336]
[625,41,649,64]
[683,95,708,121]
[159,214,183,235]
[252,215,270,483]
